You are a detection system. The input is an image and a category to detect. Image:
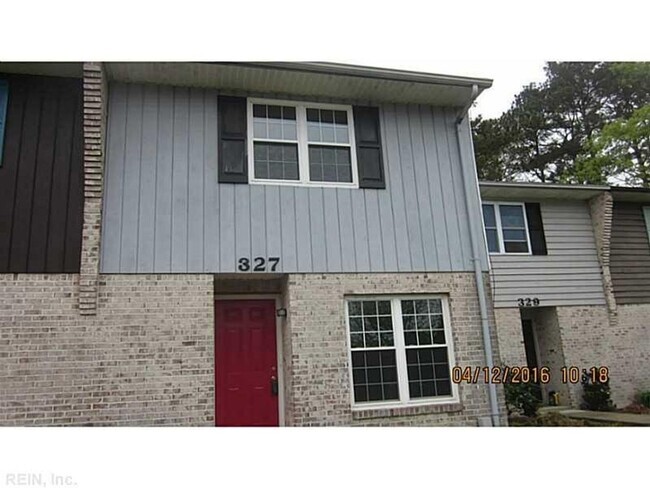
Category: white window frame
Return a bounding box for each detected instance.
[482,201,532,256]
[247,98,359,189]
[345,295,459,410]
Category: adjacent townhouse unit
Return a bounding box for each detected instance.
[481,181,649,408]
[0,62,505,426]
[607,187,650,399]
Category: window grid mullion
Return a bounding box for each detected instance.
[296,104,309,184]
[495,204,505,254]
[392,298,410,404]
[520,203,532,253]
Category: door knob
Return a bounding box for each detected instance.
[271,376,279,396]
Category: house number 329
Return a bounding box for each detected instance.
[238,257,280,272]
[517,297,540,307]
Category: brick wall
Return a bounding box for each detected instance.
[607,304,650,405]
[588,192,618,323]
[79,63,108,315]
[493,308,527,367]
[1,271,507,426]
[0,274,214,426]
[282,272,506,427]
[495,303,642,408]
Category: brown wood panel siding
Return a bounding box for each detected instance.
[0,74,83,273]
[610,201,650,304]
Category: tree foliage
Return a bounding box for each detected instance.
[575,105,650,186]
[472,62,650,185]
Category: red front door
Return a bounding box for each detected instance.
[215,299,279,426]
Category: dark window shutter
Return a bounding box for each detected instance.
[218,96,248,183]
[353,106,385,189]
[525,202,547,255]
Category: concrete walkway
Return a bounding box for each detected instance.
[539,406,650,426]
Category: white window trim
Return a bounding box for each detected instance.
[247,98,359,189]
[345,295,459,411]
[483,201,532,256]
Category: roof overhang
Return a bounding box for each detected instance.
[104,62,492,106]
[479,181,609,201]
[0,62,83,78]
[610,187,650,203]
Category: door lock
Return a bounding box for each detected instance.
[271,376,279,396]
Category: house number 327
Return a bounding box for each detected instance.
[238,257,280,272]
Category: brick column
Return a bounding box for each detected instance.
[589,191,618,325]
[79,62,107,315]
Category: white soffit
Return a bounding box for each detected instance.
[105,62,492,106]
[479,181,609,201]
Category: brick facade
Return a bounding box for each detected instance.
[493,308,527,367]
[612,304,650,404]
[282,272,506,426]
[588,192,618,324]
[79,62,108,315]
[1,271,506,426]
[0,274,214,426]
[494,303,643,408]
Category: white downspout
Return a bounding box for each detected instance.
[455,84,501,426]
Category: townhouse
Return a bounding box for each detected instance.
[481,182,650,408]
[0,62,505,426]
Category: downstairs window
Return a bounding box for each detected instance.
[346,296,457,408]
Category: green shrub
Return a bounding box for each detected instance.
[639,391,650,408]
[581,377,615,412]
[505,381,542,417]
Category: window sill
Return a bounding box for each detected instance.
[248,179,358,190]
[488,252,532,256]
[351,402,463,420]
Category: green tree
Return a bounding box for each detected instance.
[575,104,650,187]
[472,62,650,185]
[471,115,514,181]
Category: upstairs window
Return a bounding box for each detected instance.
[482,202,531,254]
[248,99,358,188]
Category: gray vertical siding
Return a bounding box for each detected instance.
[488,200,606,308]
[101,82,483,274]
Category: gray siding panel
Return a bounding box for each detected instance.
[395,104,425,270]
[101,83,126,273]
[136,85,159,273]
[365,191,384,272]
[218,184,235,272]
[188,88,205,272]
[382,104,411,271]
[171,87,189,272]
[265,186,282,268]
[203,90,220,271]
[323,190,342,272]
[294,187,312,272]
[410,105,438,271]
[153,85,174,272]
[489,201,606,308]
[337,189,356,272]
[250,185,267,264]
[101,82,485,273]
[351,189,370,271]
[279,187,297,272]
